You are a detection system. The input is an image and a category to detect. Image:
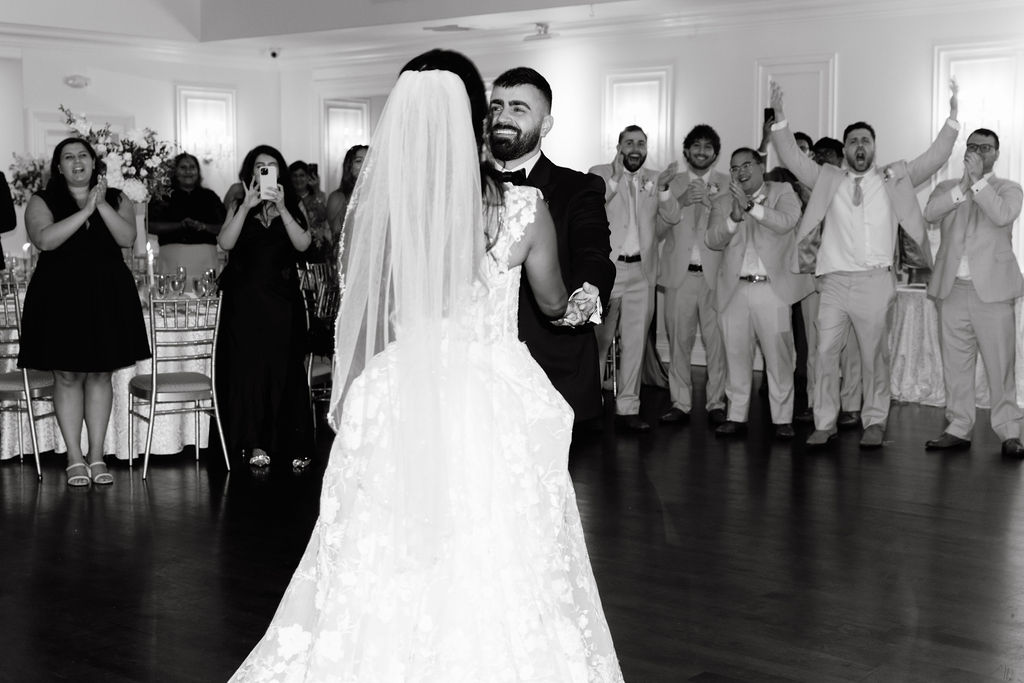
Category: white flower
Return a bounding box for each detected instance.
[121,178,149,203]
[122,152,132,163]
[95,144,106,156]
[139,168,148,178]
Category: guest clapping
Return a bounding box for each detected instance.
[147,152,226,276]
[18,137,150,486]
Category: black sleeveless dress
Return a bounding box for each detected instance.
[215,206,313,460]
[18,189,150,372]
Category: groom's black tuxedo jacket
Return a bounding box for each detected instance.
[519,153,614,422]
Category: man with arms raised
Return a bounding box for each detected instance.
[770,81,959,449]
[489,67,615,427]
[923,128,1024,457]
[657,125,730,427]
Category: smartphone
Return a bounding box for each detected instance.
[763,107,775,124]
[258,165,278,201]
[308,163,318,177]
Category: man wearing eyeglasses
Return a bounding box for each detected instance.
[769,80,959,449]
[922,129,1024,458]
[705,148,811,439]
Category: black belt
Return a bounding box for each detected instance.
[687,264,703,272]
[618,254,641,263]
[739,274,769,283]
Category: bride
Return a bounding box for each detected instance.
[230,49,624,682]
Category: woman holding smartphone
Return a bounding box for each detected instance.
[216,145,313,471]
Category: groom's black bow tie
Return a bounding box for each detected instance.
[498,169,528,185]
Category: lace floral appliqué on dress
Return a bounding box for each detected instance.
[230,185,624,683]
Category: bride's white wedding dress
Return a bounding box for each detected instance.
[230,184,624,682]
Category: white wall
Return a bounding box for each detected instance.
[0,43,281,257]
[281,4,1024,180]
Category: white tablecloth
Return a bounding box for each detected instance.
[889,285,994,408]
[1,322,211,462]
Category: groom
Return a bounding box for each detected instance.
[488,67,615,425]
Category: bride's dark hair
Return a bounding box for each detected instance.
[400,49,505,248]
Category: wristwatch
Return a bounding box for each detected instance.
[744,198,755,212]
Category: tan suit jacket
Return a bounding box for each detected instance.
[925,175,1024,303]
[706,181,813,310]
[588,164,681,284]
[772,120,959,274]
[657,169,730,289]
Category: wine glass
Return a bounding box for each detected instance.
[169,266,187,296]
[156,274,170,299]
[192,277,207,297]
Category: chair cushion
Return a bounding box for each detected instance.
[129,372,212,400]
[0,370,55,399]
[309,359,332,386]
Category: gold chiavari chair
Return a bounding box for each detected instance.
[0,275,53,477]
[127,293,230,478]
[306,281,340,437]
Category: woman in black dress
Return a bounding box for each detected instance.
[216,145,313,470]
[147,152,226,277]
[19,137,150,486]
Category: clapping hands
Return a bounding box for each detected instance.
[656,161,678,191]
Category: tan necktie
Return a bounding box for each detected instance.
[852,176,863,207]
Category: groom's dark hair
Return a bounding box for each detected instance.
[493,67,553,110]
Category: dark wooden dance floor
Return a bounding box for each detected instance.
[3,370,1024,682]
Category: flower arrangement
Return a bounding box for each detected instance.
[59,105,176,203]
[7,154,48,205]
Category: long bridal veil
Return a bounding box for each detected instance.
[327,68,490,561]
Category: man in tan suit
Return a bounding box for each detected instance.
[706,148,812,438]
[657,125,729,427]
[770,81,959,449]
[591,125,680,431]
[797,136,863,429]
[923,128,1024,457]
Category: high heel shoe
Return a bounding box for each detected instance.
[248,448,270,468]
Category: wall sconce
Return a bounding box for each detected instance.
[63,74,90,89]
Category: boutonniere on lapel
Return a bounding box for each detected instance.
[881,165,896,182]
[708,182,721,197]
[640,178,655,194]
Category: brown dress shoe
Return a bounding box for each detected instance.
[619,414,652,433]
[707,408,727,426]
[794,408,814,424]
[859,424,885,449]
[659,407,689,424]
[805,428,837,449]
[925,432,971,451]
[1001,438,1024,458]
[837,410,861,430]
[714,420,746,437]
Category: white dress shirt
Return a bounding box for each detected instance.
[817,168,897,275]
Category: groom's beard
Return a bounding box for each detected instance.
[489,123,542,163]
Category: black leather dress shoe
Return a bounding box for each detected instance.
[1001,438,1024,458]
[837,411,861,430]
[619,414,652,433]
[714,420,746,437]
[775,423,795,440]
[707,408,727,426]
[925,432,971,451]
[794,408,814,424]
[659,407,689,424]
